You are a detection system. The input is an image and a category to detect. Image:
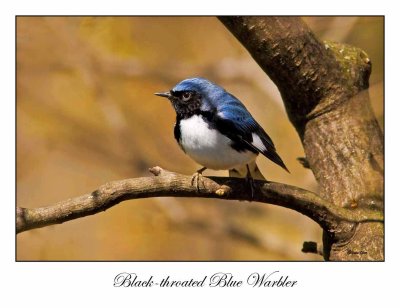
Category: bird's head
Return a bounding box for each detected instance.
[155,77,223,117]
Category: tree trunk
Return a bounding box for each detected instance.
[219,16,383,261]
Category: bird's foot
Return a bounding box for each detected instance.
[245,164,255,201]
[191,167,207,192]
[245,176,255,201]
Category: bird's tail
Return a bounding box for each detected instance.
[229,161,266,181]
[264,149,290,173]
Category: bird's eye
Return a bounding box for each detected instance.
[182,92,192,102]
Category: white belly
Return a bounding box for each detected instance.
[179,115,257,170]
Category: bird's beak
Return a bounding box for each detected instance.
[154,91,171,98]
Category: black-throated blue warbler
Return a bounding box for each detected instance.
[155,77,288,195]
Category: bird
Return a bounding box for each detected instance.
[155,77,289,197]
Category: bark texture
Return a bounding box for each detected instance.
[219,16,383,261]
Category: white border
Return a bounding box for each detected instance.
[3,0,398,306]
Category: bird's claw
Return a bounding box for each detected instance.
[191,172,203,192]
[245,164,255,201]
[191,167,207,192]
[245,175,255,201]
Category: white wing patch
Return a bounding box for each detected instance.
[251,133,267,152]
[217,111,226,119]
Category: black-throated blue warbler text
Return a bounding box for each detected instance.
[113,272,298,288]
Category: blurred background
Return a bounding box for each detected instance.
[16,16,383,260]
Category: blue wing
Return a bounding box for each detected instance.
[213,94,289,172]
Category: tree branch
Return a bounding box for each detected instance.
[16,166,382,234]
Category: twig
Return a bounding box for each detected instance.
[302,241,324,256]
[297,157,311,169]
